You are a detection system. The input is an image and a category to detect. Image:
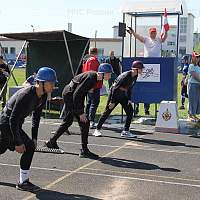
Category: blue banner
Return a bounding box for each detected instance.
[122,57,177,103]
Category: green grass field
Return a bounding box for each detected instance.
[8,68,188,119]
[8,68,26,86]
[97,73,188,119]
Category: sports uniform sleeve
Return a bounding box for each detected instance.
[9,95,30,146]
[31,95,47,140]
[73,76,96,115]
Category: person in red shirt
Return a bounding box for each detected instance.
[82,47,102,128]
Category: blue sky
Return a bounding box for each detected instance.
[0,0,199,37]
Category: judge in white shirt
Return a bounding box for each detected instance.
[127,26,167,115]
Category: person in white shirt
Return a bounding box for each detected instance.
[127,26,167,115]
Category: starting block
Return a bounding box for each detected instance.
[155,101,179,133]
[35,147,65,154]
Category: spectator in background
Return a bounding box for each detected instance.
[188,52,200,122]
[22,70,38,86]
[127,26,168,115]
[82,47,101,128]
[0,56,10,108]
[106,51,121,88]
[179,56,189,110]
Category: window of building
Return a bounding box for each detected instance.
[180,35,186,42]
[180,25,187,33]
[180,17,187,25]
[2,47,8,54]
[10,47,16,54]
[179,47,186,55]
[180,17,187,33]
[167,41,175,46]
[97,48,104,56]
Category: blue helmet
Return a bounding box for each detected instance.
[98,63,113,73]
[35,67,58,83]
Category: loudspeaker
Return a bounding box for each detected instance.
[118,22,126,37]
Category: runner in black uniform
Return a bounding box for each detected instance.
[0,67,57,192]
[93,61,144,138]
[45,63,113,159]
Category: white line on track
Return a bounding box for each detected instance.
[38,139,200,155]
[1,162,200,190]
[22,143,128,200]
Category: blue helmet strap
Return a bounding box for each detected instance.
[102,73,104,80]
[42,82,45,93]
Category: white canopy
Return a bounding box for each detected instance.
[120,0,183,15]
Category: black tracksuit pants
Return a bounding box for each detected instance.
[96,87,133,131]
[51,92,89,147]
[0,125,35,170]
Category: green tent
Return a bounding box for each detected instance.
[0,30,89,96]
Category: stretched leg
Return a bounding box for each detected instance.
[76,115,90,149]
[96,88,117,130]
[75,114,99,158]
[120,98,136,138]
[181,96,185,106]
[179,86,186,109]
[96,104,116,130]
[0,126,8,154]
[134,103,139,115]
[88,89,100,122]
[47,93,74,148]
[48,110,73,147]
[144,103,150,115]
[121,101,133,131]
[16,129,40,191]
[20,130,35,171]
[93,89,116,137]
[85,93,91,119]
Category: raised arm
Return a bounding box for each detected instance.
[127,27,145,43]
[161,31,168,42]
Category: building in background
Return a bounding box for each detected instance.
[179,13,194,55]
[193,32,200,48]
[0,37,25,60]
[68,23,72,33]
[90,37,122,58]
[0,0,197,61]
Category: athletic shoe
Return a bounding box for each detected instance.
[120,131,137,138]
[93,129,102,137]
[79,149,99,159]
[45,140,59,149]
[16,179,41,192]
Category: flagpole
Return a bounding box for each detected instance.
[161,14,163,56]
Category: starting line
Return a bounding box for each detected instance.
[35,147,65,154]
